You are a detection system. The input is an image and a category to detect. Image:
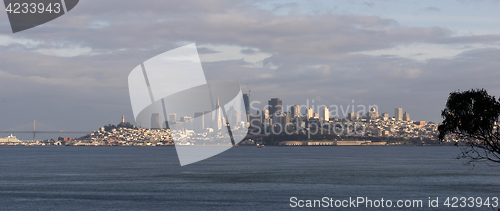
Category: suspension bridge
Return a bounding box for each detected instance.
[0,120,92,141]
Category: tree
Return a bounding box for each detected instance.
[117,121,136,129]
[438,88,500,165]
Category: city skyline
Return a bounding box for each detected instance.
[0,93,442,141]
[0,87,448,141]
[149,94,422,126]
[247,96,423,123]
[140,94,428,143]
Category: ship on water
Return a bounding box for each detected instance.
[0,134,20,143]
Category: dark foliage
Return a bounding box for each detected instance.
[104,122,137,132]
[438,88,500,165]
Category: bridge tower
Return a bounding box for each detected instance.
[33,119,36,141]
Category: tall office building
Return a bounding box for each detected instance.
[382,113,389,121]
[272,112,281,128]
[348,112,358,121]
[280,115,290,127]
[321,107,329,121]
[249,114,262,129]
[180,116,192,122]
[227,107,241,125]
[368,107,379,120]
[214,97,223,131]
[178,116,192,130]
[395,108,403,121]
[291,105,300,118]
[235,109,241,124]
[194,112,205,133]
[307,108,313,119]
[268,98,282,118]
[261,109,270,127]
[151,113,161,129]
[169,113,177,123]
[203,111,212,130]
[403,111,410,122]
[243,94,250,115]
[263,109,269,120]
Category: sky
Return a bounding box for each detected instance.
[1,0,500,140]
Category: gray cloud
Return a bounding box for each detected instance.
[240,48,258,54]
[363,2,375,7]
[425,6,441,12]
[272,2,298,11]
[197,47,220,54]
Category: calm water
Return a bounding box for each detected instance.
[0,146,498,210]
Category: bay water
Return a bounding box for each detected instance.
[0,146,498,210]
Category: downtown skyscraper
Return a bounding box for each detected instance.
[268,98,282,118]
[395,108,403,121]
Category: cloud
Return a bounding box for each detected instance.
[425,6,441,12]
[197,47,220,54]
[240,48,258,54]
[272,2,298,11]
[363,2,375,7]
